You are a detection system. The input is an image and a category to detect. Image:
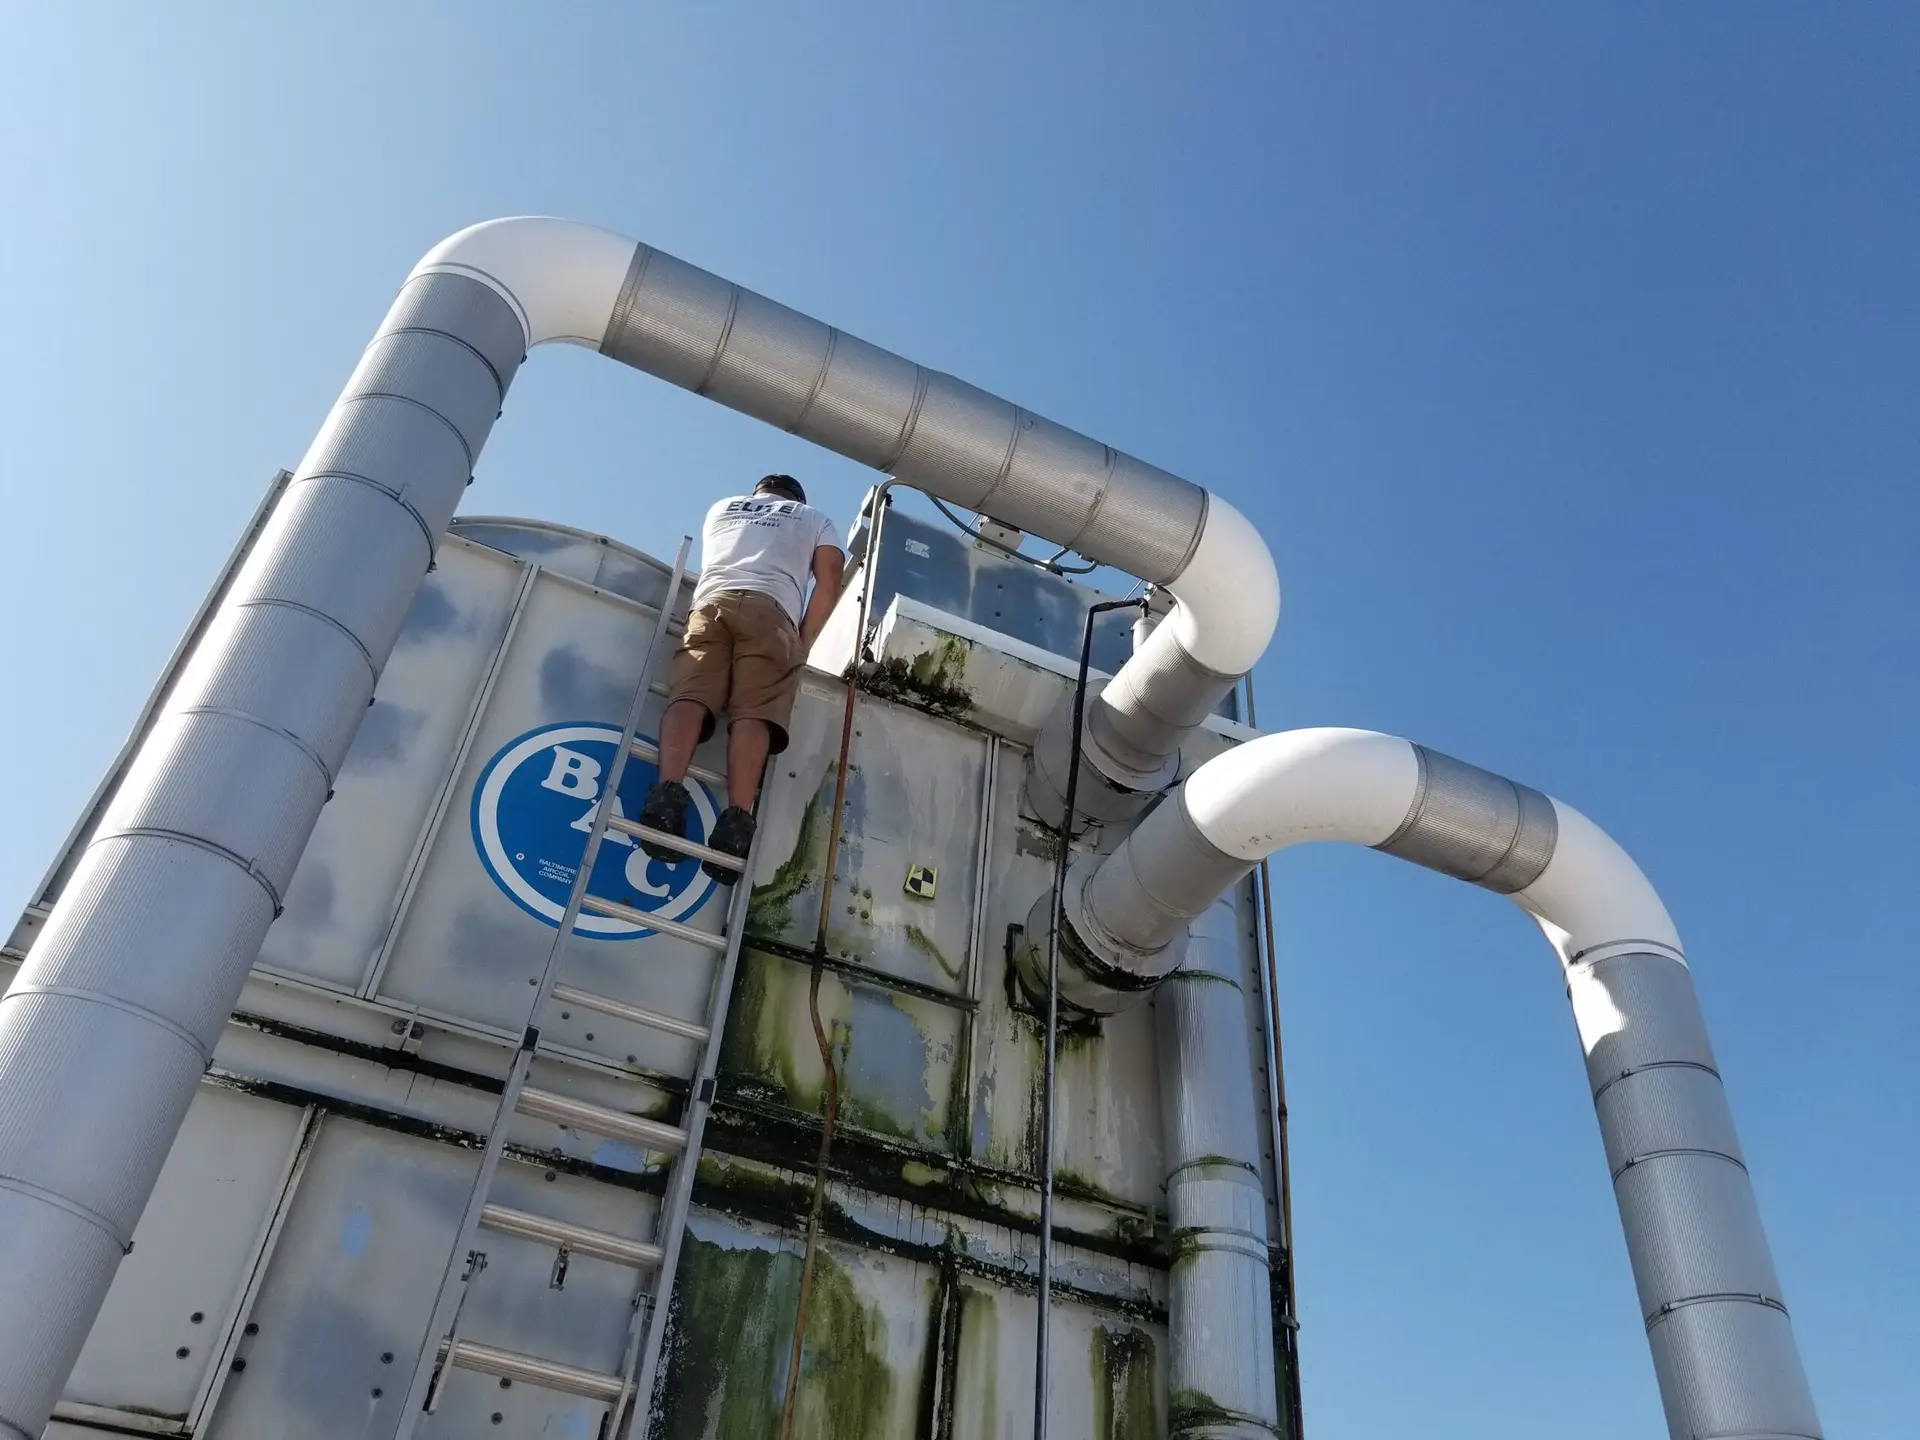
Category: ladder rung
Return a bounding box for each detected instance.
[550,982,710,1044]
[478,1203,665,1269]
[579,894,728,951]
[627,734,726,790]
[605,815,746,873]
[517,1086,687,1154]
[441,1338,624,1403]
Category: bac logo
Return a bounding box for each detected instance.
[469,721,719,940]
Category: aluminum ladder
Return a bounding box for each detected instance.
[395,538,758,1439]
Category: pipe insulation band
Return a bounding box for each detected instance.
[1375,743,1559,893]
[0,270,522,1436]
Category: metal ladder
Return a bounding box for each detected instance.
[395,538,760,1439]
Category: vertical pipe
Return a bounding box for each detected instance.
[0,272,526,1438]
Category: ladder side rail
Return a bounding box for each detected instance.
[393,536,694,1436]
[617,820,764,1436]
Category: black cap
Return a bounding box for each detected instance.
[755,473,806,504]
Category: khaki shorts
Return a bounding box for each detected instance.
[665,590,804,753]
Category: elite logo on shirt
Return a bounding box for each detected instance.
[469,721,719,939]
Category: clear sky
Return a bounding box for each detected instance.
[2,5,1913,1435]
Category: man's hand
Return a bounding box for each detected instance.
[799,545,846,651]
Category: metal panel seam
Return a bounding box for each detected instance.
[83,829,284,912]
[786,325,840,435]
[0,985,212,1063]
[879,365,935,473]
[600,243,657,357]
[372,325,512,400]
[1611,1147,1749,1181]
[334,389,476,470]
[0,1176,127,1251]
[232,599,380,681]
[174,706,334,789]
[692,283,744,396]
[1159,488,1211,588]
[1645,1292,1791,1327]
[1592,1059,1723,1102]
[292,469,440,554]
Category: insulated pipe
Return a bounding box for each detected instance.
[1066,728,1821,1440]
[0,217,1278,1432]
[1158,897,1283,1437]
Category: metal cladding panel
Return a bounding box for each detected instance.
[371,563,731,1074]
[1645,1299,1821,1440]
[970,756,1168,1210]
[452,517,681,612]
[824,704,988,994]
[204,1115,660,1440]
[740,677,989,995]
[62,1086,305,1426]
[258,538,523,990]
[722,946,964,1153]
[650,1211,938,1438]
[949,1278,1168,1440]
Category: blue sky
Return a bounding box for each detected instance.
[2,5,1913,1435]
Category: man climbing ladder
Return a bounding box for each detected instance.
[641,474,844,881]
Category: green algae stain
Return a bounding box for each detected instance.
[858,637,975,720]
[905,922,965,984]
[1091,1323,1160,1440]
[950,1285,1001,1440]
[655,1235,895,1440]
[748,784,828,940]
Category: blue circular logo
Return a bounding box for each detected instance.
[469,721,720,940]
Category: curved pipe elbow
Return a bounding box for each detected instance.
[1160,493,1280,677]
[1068,727,1681,1003]
[412,217,639,351]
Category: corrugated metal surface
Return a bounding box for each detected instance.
[9,501,1284,1438]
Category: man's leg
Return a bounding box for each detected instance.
[725,718,773,812]
[655,698,709,786]
[640,604,727,861]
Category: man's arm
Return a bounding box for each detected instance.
[799,545,845,650]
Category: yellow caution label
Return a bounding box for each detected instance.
[903,865,938,900]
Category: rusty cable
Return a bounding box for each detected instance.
[781,484,892,1436]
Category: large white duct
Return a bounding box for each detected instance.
[0,217,1278,1434]
[1066,728,1820,1440]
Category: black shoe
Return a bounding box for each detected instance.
[638,781,691,861]
[704,806,755,885]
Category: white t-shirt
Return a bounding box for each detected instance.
[692,494,841,624]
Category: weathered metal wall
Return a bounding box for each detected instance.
[6,489,1287,1439]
